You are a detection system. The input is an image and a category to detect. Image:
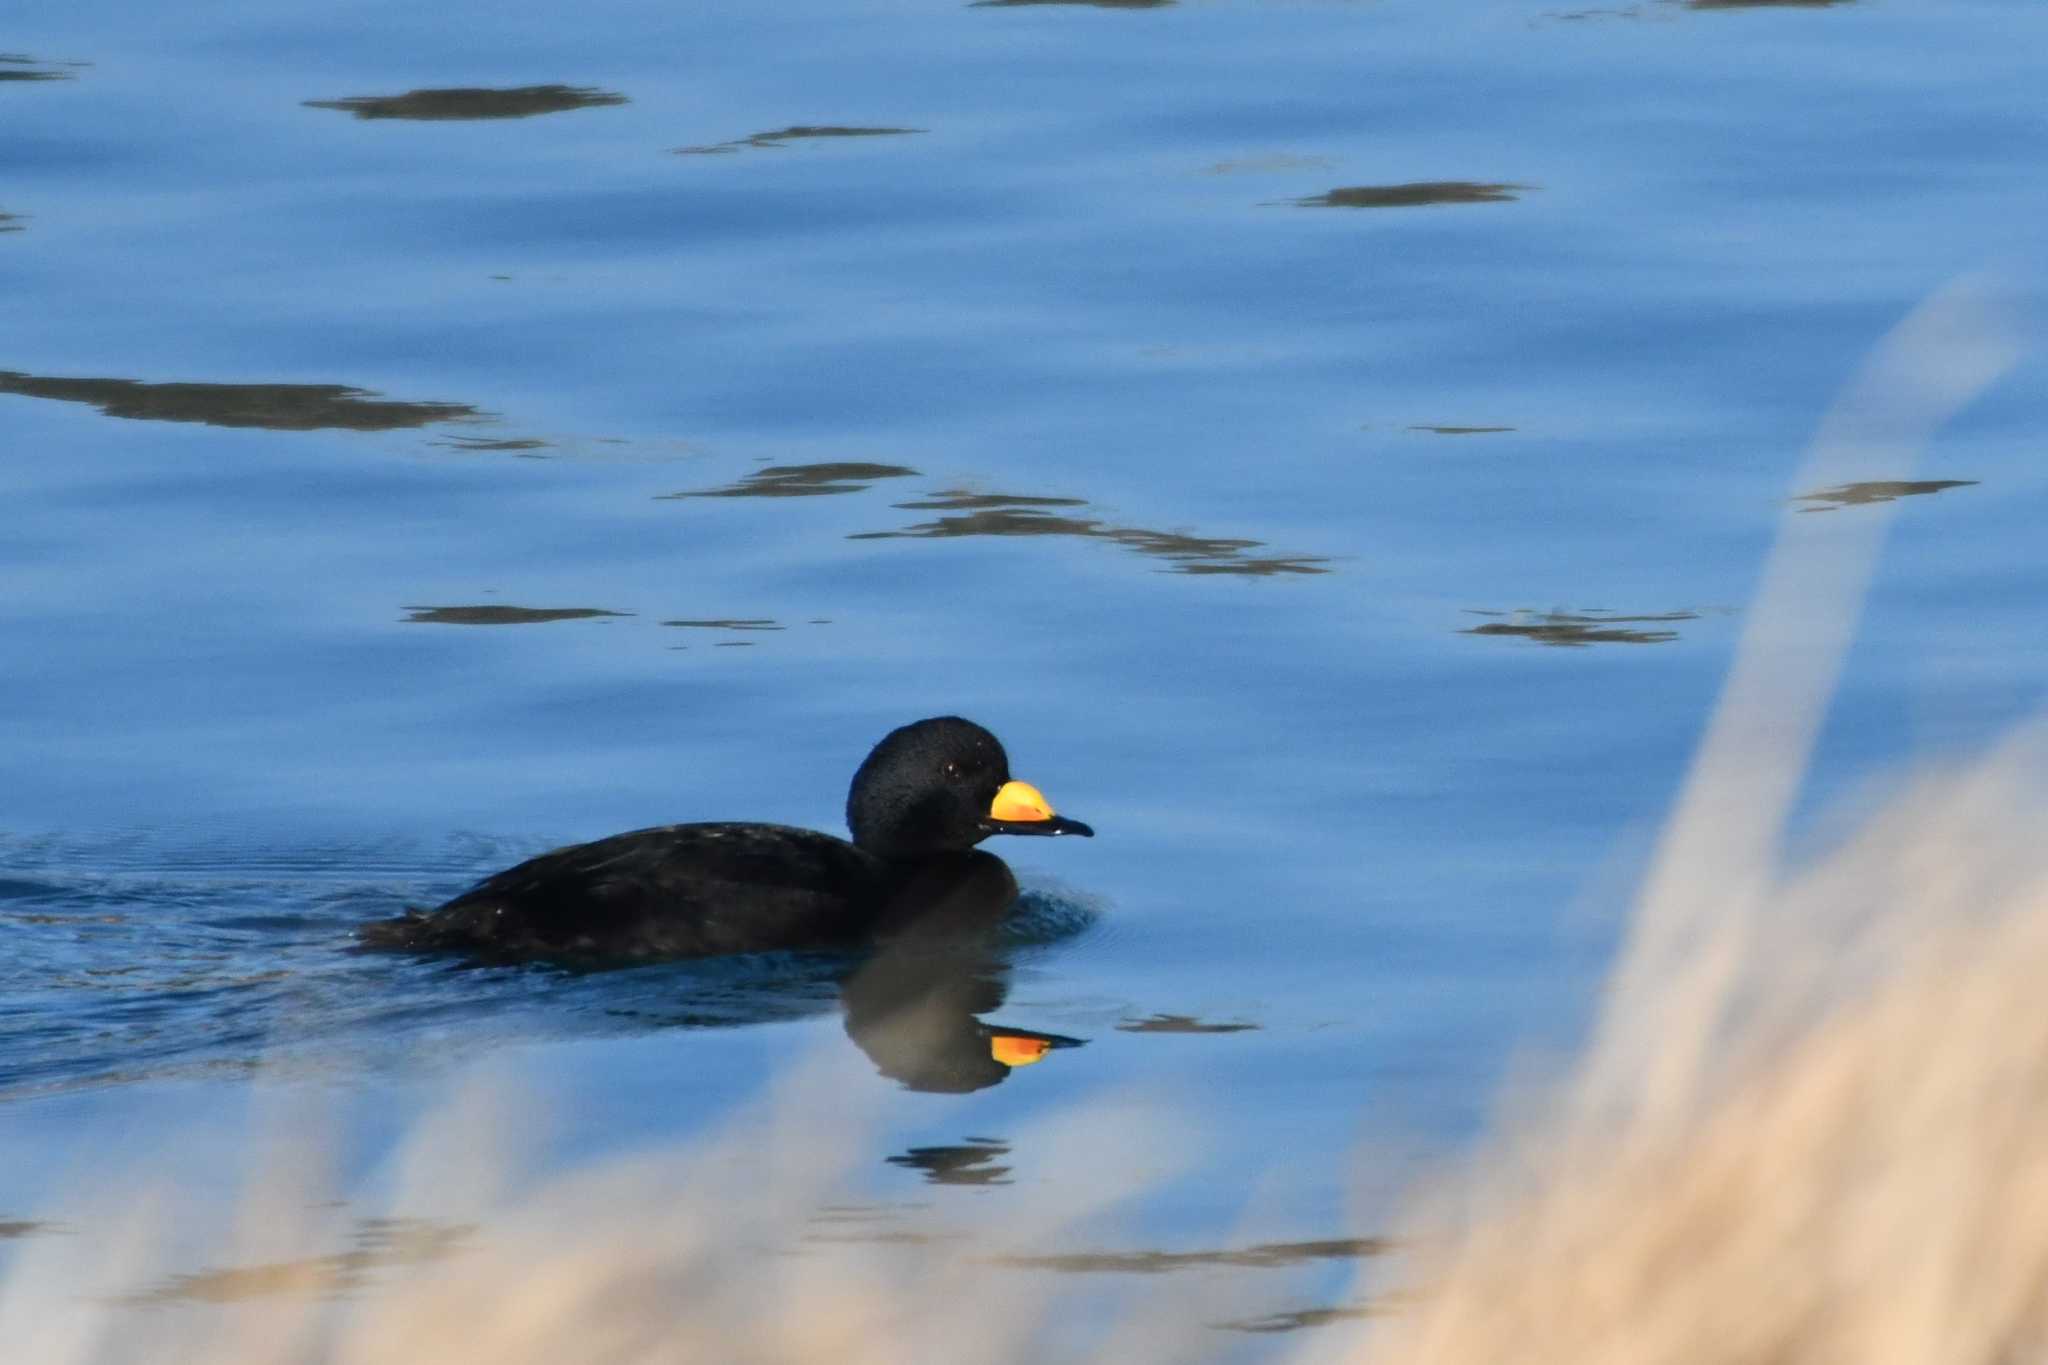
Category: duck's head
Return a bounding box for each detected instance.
[846,716,1094,860]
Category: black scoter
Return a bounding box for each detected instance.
[358,716,1092,961]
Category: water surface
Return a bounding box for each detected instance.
[4,0,2045,1344]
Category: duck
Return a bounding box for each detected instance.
[357,716,1093,962]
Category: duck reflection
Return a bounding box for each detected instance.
[0,211,21,233]
[303,85,627,121]
[675,125,923,157]
[843,851,1083,1092]
[0,369,480,431]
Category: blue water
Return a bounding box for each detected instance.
[4,0,2045,1341]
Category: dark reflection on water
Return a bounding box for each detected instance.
[1689,0,1851,8]
[0,54,82,82]
[0,371,481,432]
[1214,1304,1377,1334]
[432,434,552,455]
[303,85,627,121]
[402,606,632,625]
[662,462,919,499]
[853,489,1331,577]
[887,1138,1015,1186]
[675,125,923,157]
[1115,1013,1258,1034]
[1292,182,1530,209]
[1461,608,1697,647]
[662,619,793,648]
[0,1218,56,1239]
[1409,425,1516,435]
[1205,154,1334,177]
[971,0,1175,8]
[121,1217,473,1305]
[0,211,20,233]
[1795,479,1976,511]
[992,1237,1384,1274]
[804,1203,952,1244]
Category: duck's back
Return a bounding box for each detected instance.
[360,822,891,961]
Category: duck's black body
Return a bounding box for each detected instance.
[358,717,1091,963]
[361,822,893,960]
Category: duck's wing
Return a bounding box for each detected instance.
[359,822,889,962]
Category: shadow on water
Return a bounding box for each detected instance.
[990,1236,1384,1274]
[431,435,552,455]
[1290,182,1531,209]
[659,462,919,499]
[1460,608,1699,647]
[302,85,628,121]
[119,1218,473,1305]
[660,461,1328,575]
[1794,479,1976,511]
[887,1138,1016,1186]
[0,370,483,432]
[1115,1013,1259,1034]
[402,606,633,626]
[1408,424,1516,435]
[0,1218,57,1239]
[661,618,784,631]
[1204,154,1334,177]
[674,126,923,157]
[853,489,1331,577]
[1687,0,1852,9]
[0,54,85,82]
[1214,1304,1378,1334]
[970,0,1176,8]
[0,211,22,233]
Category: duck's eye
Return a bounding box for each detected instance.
[942,760,961,778]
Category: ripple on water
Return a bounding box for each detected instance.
[0,833,1101,1100]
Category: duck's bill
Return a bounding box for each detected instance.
[984,780,1095,838]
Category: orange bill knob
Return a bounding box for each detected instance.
[983,779,1094,838]
[989,780,1054,823]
